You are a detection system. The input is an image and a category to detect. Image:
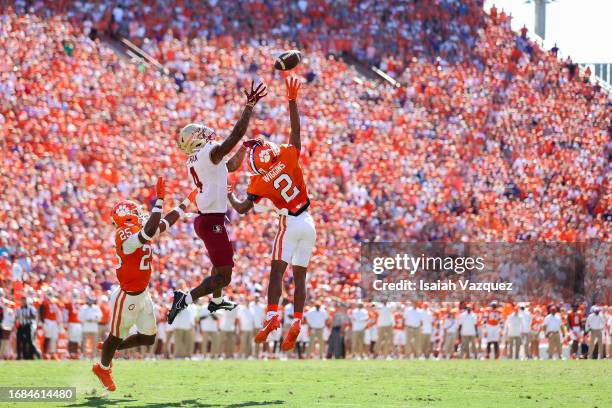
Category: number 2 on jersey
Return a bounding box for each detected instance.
[189,166,203,191]
[274,173,300,202]
[139,244,152,270]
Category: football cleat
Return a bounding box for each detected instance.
[281,320,301,352]
[92,363,116,392]
[255,314,281,344]
[168,290,188,325]
[208,299,238,313]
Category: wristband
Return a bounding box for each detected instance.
[152,207,163,213]
[181,198,191,207]
[161,218,170,230]
[175,206,186,218]
[245,101,255,108]
[140,229,153,241]
[155,199,163,207]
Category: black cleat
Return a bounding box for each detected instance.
[168,291,188,324]
[208,299,237,313]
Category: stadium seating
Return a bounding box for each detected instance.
[0,2,609,359]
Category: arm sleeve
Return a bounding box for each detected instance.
[122,225,160,254]
[122,233,143,255]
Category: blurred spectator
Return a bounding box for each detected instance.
[236,302,254,358]
[403,302,422,358]
[199,304,219,359]
[375,302,393,359]
[543,307,564,359]
[79,296,102,358]
[458,305,478,359]
[327,304,348,359]
[585,306,605,359]
[172,303,197,359]
[350,303,368,359]
[219,307,238,358]
[305,303,327,359]
[16,297,38,360]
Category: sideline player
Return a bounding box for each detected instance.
[92,178,196,391]
[168,81,267,324]
[227,77,316,351]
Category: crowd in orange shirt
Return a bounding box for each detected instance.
[0,2,609,360]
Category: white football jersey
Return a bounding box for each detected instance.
[187,141,228,214]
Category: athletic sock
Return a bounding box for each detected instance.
[185,292,193,305]
[100,363,110,370]
[293,312,303,324]
[266,304,279,320]
[211,297,222,305]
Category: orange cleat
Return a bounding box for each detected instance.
[255,314,280,344]
[281,320,301,352]
[92,363,116,392]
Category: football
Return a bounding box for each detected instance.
[274,49,302,71]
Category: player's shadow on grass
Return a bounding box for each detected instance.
[64,396,137,407]
[65,397,285,408]
[140,400,286,408]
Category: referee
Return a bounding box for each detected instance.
[16,297,39,360]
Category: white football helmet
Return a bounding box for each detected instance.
[178,123,216,155]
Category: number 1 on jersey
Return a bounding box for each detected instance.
[189,166,203,191]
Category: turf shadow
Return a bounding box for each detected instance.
[223,401,285,408]
[63,396,137,407]
[62,397,285,408]
[118,399,285,408]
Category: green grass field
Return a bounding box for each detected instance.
[0,360,610,408]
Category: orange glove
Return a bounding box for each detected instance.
[188,188,198,202]
[156,177,165,200]
[285,76,301,101]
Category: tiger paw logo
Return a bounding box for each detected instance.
[115,205,131,216]
[212,225,223,234]
[258,149,271,163]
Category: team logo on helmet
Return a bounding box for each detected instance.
[111,200,146,228]
[258,149,271,163]
[115,204,132,217]
[248,142,280,175]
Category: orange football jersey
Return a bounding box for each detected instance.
[114,225,153,292]
[247,144,309,214]
[485,309,501,326]
[66,301,81,323]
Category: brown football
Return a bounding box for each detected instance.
[274,50,302,71]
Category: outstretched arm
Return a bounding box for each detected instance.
[157,188,198,234]
[210,81,267,165]
[227,186,255,215]
[226,145,247,172]
[286,77,301,152]
[123,178,165,254]
[139,177,165,243]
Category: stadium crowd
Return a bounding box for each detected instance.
[0,1,610,361]
[1,294,610,361]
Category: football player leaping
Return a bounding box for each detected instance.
[93,178,197,391]
[168,81,267,324]
[228,77,316,351]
